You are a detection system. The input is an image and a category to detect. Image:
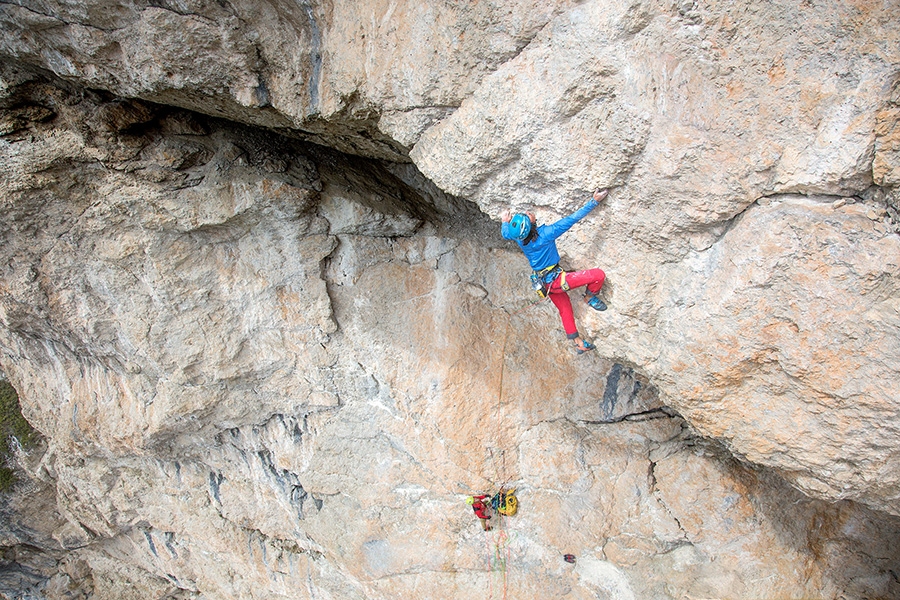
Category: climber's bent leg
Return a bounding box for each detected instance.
[562,268,606,296]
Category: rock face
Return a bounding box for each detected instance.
[0,0,899,598]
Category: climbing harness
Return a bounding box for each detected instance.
[530,264,569,299]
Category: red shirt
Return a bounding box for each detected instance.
[471,495,490,519]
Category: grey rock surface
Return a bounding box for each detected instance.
[0,0,899,597]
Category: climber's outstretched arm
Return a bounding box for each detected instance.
[541,188,609,241]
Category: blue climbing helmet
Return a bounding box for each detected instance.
[509,213,532,240]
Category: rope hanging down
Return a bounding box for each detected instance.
[464,314,524,600]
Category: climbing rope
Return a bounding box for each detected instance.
[489,316,513,488]
[467,294,547,599]
[486,314,519,600]
[490,526,512,600]
[482,505,514,600]
[488,294,550,488]
[506,295,550,318]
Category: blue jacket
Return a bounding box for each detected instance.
[502,199,599,271]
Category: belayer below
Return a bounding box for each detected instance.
[501,188,609,355]
[467,495,493,531]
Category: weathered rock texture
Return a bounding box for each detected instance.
[0,0,899,598]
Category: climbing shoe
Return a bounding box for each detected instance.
[585,295,607,311]
[575,339,595,355]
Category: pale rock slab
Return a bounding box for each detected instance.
[0,0,899,597]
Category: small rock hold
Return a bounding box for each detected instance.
[832,198,846,209]
[463,282,488,299]
[677,0,696,15]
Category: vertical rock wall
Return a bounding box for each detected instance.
[0,0,899,598]
[0,71,898,600]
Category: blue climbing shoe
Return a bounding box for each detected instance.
[575,339,595,355]
[585,295,607,311]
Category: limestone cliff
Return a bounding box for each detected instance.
[0,1,899,599]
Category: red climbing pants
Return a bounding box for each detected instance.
[548,268,605,338]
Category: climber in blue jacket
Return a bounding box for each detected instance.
[501,189,609,354]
